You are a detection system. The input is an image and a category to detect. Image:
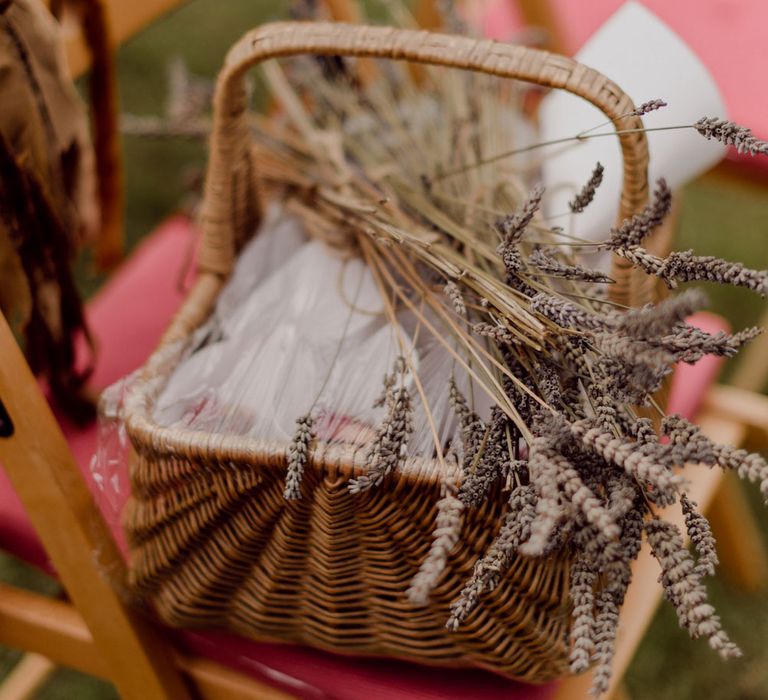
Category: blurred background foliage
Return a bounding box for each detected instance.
[3,0,768,698]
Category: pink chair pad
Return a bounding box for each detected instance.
[0,216,728,698]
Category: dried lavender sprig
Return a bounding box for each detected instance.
[618,507,645,567]
[446,485,536,629]
[519,439,566,556]
[662,414,717,465]
[664,414,768,500]
[372,366,397,408]
[348,386,413,493]
[448,377,473,431]
[575,100,666,140]
[530,292,610,331]
[448,378,486,454]
[501,245,523,275]
[529,248,613,284]
[570,419,682,494]
[606,474,639,520]
[607,178,671,249]
[494,184,544,246]
[443,281,466,316]
[631,99,668,116]
[591,590,620,696]
[645,518,741,658]
[472,322,517,345]
[284,414,314,499]
[695,117,768,156]
[535,359,563,407]
[569,557,596,674]
[657,324,762,364]
[723,445,768,501]
[594,332,675,374]
[681,494,718,578]
[459,407,509,507]
[661,251,768,297]
[617,288,708,339]
[558,458,621,541]
[569,162,604,213]
[629,417,658,446]
[613,245,768,296]
[407,484,464,605]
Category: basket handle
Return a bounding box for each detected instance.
[199,21,650,305]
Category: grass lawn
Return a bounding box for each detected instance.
[3,1,768,697]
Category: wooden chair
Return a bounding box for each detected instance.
[2,1,767,699]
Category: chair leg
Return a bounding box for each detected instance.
[707,471,768,593]
[0,653,56,700]
[0,314,193,700]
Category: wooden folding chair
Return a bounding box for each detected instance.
[2,254,768,700]
[2,1,767,699]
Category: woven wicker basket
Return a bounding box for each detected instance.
[122,21,651,683]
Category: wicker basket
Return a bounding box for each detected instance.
[122,21,651,683]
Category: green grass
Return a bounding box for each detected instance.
[3,0,768,697]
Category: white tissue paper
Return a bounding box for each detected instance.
[154,209,408,443]
[538,1,727,257]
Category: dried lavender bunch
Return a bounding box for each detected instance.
[695,117,768,156]
[607,178,671,249]
[529,248,613,284]
[266,49,768,697]
[569,162,604,213]
[284,413,315,499]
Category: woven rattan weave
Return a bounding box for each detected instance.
[122,21,651,682]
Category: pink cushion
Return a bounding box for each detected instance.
[0,216,726,698]
[179,631,555,700]
[479,0,768,147]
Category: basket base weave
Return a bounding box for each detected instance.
[125,449,571,683]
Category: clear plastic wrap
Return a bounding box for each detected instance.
[150,204,484,461]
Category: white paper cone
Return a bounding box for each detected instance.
[538,1,727,256]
